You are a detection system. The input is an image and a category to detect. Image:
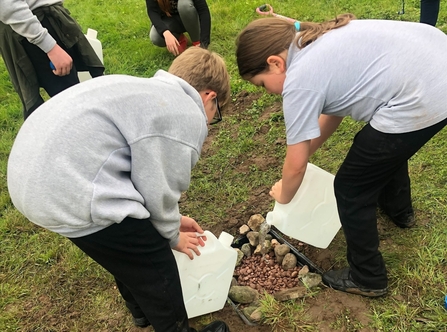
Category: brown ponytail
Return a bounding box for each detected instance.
[236,13,356,79]
[298,13,355,48]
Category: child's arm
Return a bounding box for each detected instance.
[270,140,310,204]
[309,115,344,156]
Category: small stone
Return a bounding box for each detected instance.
[242,306,258,320]
[247,214,265,232]
[239,224,250,235]
[276,254,285,264]
[274,244,290,256]
[282,253,297,270]
[254,240,271,255]
[228,285,259,304]
[301,272,322,288]
[249,307,263,322]
[298,265,309,276]
[240,243,252,257]
[273,286,308,301]
[246,231,259,247]
[235,248,244,266]
[271,239,279,248]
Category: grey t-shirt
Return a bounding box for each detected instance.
[284,19,447,145]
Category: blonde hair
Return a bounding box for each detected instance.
[236,13,355,79]
[169,47,231,112]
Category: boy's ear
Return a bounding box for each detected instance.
[266,55,286,74]
[199,90,217,103]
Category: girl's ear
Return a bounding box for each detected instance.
[266,55,286,74]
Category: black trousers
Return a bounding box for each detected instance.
[420,0,440,26]
[334,118,447,288]
[70,217,190,332]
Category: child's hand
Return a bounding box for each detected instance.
[269,179,284,203]
[163,31,180,56]
[47,44,73,76]
[172,216,207,259]
[173,232,205,260]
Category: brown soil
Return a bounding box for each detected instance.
[183,91,375,332]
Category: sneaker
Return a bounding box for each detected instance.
[322,268,387,297]
[379,204,416,228]
[195,321,230,332]
[132,316,150,328]
[178,34,188,54]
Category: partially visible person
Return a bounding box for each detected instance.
[7,47,231,332]
[236,15,447,297]
[420,0,441,26]
[0,0,104,120]
[145,0,211,56]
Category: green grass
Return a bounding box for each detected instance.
[1,0,447,331]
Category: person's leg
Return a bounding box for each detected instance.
[69,217,190,332]
[326,119,447,295]
[149,16,186,47]
[177,0,201,43]
[378,162,415,228]
[420,0,440,26]
[23,98,44,119]
[20,17,80,97]
[115,278,150,327]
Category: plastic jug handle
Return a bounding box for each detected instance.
[218,232,234,247]
[86,28,98,39]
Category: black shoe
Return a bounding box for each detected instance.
[379,204,416,228]
[322,268,387,297]
[198,321,230,332]
[132,316,150,328]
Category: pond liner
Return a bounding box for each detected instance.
[231,225,324,274]
[228,225,324,325]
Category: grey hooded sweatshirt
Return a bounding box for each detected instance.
[7,70,208,248]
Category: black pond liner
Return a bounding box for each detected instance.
[228,225,323,326]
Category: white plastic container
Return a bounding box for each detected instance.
[266,163,341,249]
[78,28,104,82]
[172,231,237,318]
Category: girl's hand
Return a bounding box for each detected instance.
[163,31,180,56]
[269,179,286,203]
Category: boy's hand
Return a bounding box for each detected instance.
[172,215,207,259]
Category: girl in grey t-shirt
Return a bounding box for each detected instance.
[236,14,447,297]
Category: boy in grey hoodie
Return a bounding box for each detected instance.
[7,47,230,332]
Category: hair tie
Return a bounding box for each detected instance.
[294,21,301,31]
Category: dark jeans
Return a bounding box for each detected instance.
[334,118,447,289]
[69,217,190,332]
[420,0,440,26]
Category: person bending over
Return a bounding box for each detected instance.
[236,14,447,298]
[8,47,230,332]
